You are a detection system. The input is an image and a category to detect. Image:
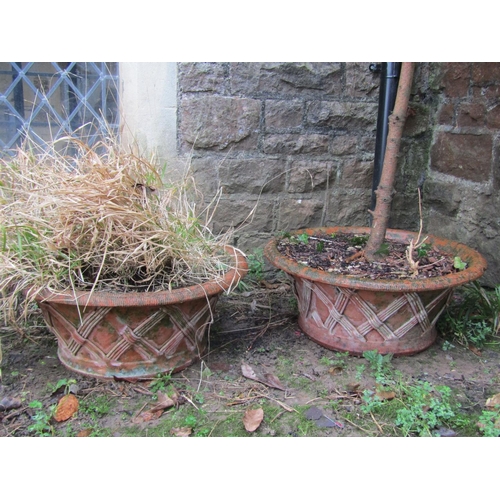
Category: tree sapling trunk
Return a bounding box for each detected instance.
[364,62,415,263]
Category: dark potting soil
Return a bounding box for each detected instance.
[276,232,460,280]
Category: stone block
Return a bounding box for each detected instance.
[472,63,500,85]
[219,158,286,195]
[486,103,500,129]
[306,101,378,131]
[478,84,500,101]
[357,136,376,159]
[338,159,373,189]
[179,95,260,151]
[345,62,379,99]
[326,188,371,227]
[262,133,329,154]
[457,102,486,127]
[439,63,470,98]
[265,99,303,130]
[425,209,459,242]
[437,102,455,125]
[287,160,334,193]
[330,135,357,156]
[230,62,343,96]
[431,131,492,182]
[178,62,228,93]
[423,178,462,217]
[190,157,220,197]
[212,197,275,233]
[277,197,325,230]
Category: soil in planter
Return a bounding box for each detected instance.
[277,232,458,280]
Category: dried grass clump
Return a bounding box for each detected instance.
[0,136,232,323]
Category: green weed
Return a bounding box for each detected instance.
[296,233,309,245]
[416,243,432,258]
[349,235,369,246]
[375,242,390,256]
[284,232,310,245]
[453,256,467,270]
[47,378,77,395]
[80,394,112,420]
[478,406,500,437]
[148,372,173,398]
[320,352,350,370]
[360,350,459,436]
[362,350,393,385]
[394,381,456,437]
[355,363,366,381]
[439,281,500,348]
[28,400,55,436]
[247,249,265,282]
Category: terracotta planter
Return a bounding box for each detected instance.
[264,227,487,356]
[35,246,247,379]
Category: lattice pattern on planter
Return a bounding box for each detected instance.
[295,278,452,343]
[38,296,219,378]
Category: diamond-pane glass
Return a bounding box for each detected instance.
[0,62,119,154]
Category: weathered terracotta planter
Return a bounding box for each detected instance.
[35,246,247,379]
[264,227,487,356]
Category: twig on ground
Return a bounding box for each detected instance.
[370,412,384,434]
[182,393,200,411]
[342,416,373,435]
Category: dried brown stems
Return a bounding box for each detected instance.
[0,136,232,324]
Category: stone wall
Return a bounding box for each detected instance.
[423,63,500,287]
[176,62,500,286]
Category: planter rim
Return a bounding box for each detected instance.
[264,226,487,292]
[36,245,247,307]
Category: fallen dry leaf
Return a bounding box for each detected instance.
[346,382,361,393]
[76,429,93,437]
[261,280,281,289]
[241,363,259,381]
[54,394,79,422]
[150,391,178,412]
[262,373,286,391]
[375,389,396,401]
[171,427,192,437]
[241,363,285,390]
[329,366,343,375]
[486,393,500,409]
[468,346,482,356]
[243,407,264,432]
[132,409,163,424]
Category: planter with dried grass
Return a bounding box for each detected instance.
[0,137,247,379]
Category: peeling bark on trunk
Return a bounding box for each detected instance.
[364,62,415,262]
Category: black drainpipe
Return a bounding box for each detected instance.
[369,62,402,222]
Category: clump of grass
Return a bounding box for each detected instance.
[0,136,232,324]
[439,281,500,348]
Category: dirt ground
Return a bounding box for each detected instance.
[1,272,499,438]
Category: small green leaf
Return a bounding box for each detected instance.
[417,243,432,258]
[375,243,390,256]
[297,233,309,244]
[349,235,369,246]
[453,256,467,270]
